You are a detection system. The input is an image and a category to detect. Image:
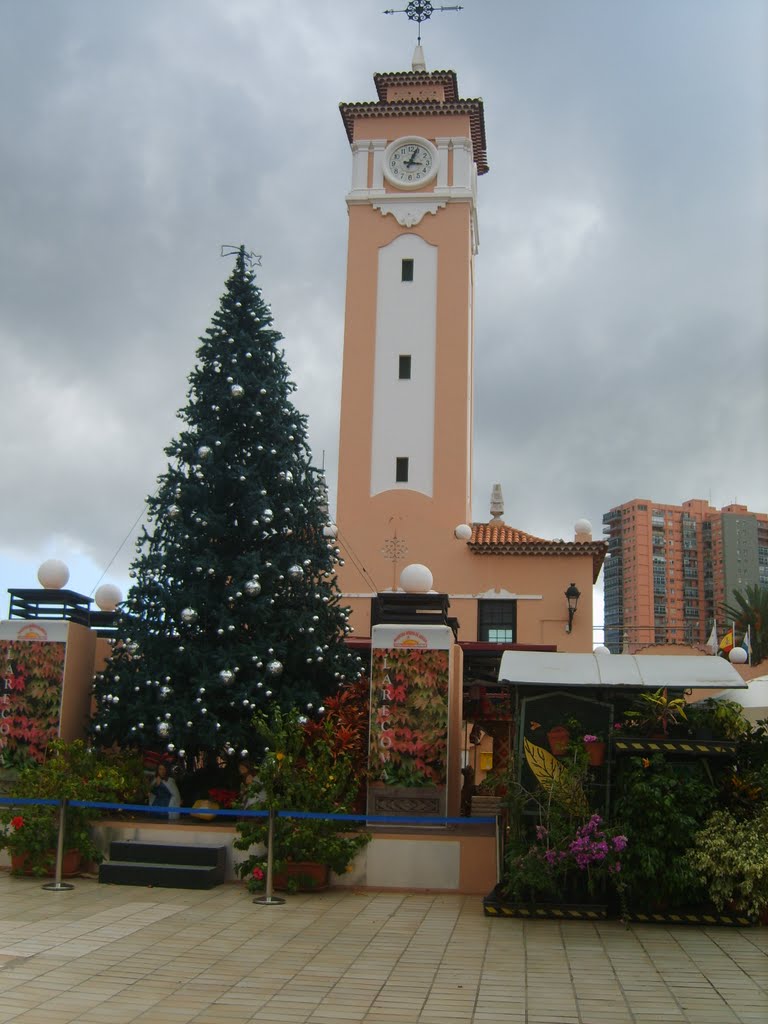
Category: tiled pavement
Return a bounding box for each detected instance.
[0,874,765,1024]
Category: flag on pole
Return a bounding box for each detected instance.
[741,626,752,665]
[708,618,720,651]
[719,628,734,655]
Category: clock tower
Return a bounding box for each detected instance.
[335,52,488,629]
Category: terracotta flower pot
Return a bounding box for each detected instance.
[272,861,330,892]
[584,740,606,767]
[546,725,570,756]
[11,849,82,877]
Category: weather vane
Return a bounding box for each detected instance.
[220,245,262,268]
[384,2,463,45]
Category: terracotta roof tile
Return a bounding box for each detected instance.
[468,523,607,582]
[373,70,460,103]
[339,74,488,175]
[471,523,548,545]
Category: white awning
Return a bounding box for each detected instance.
[497,651,747,690]
[715,674,768,714]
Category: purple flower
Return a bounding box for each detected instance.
[535,825,548,840]
[583,734,598,744]
[612,835,628,852]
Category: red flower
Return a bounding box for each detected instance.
[11,816,24,830]
[252,866,264,880]
[208,788,237,809]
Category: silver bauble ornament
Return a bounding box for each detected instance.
[197,445,212,460]
[231,384,244,398]
[219,669,234,685]
[287,564,303,580]
[157,721,170,737]
[245,578,261,596]
[168,504,181,518]
[266,660,283,677]
[181,608,198,624]
[262,509,274,523]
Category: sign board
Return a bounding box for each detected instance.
[369,624,453,816]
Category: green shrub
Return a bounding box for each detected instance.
[688,806,768,920]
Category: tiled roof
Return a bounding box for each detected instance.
[471,523,548,545]
[373,70,460,103]
[339,70,489,175]
[468,523,607,582]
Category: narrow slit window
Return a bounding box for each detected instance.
[395,457,409,483]
[401,258,414,282]
[398,355,412,379]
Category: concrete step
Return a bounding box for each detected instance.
[99,859,225,890]
[107,841,226,868]
[98,841,228,889]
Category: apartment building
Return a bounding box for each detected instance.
[602,498,768,653]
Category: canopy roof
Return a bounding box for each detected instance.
[498,651,747,690]
[716,675,768,708]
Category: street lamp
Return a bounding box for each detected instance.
[565,583,581,633]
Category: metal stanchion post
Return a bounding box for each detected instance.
[253,808,285,906]
[42,798,75,892]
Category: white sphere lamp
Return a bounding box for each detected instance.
[575,519,592,539]
[454,523,472,541]
[729,647,748,665]
[37,559,70,590]
[399,563,433,594]
[593,644,611,656]
[95,584,123,612]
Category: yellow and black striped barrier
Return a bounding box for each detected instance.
[483,902,607,920]
[613,738,738,756]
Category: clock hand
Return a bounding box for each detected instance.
[404,148,422,167]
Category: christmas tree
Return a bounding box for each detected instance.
[92,247,362,765]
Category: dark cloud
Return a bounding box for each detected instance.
[0,0,765,621]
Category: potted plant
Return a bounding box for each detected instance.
[546,716,584,757]
[628,689,688,736]
[685,698,749,741]
[235,706,371,893]
[687,805,768,922]
[581,731,607,766]
[546,724,571,756]
[0,740,145,876]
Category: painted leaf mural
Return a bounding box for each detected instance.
[524,737,563,791]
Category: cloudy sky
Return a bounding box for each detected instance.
[0,0,765,634]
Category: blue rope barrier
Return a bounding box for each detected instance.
[1,794,495,826]
[0,796,61,808]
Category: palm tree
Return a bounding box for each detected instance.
[720,584,768,664]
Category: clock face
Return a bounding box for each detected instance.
[385,138,437,189]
